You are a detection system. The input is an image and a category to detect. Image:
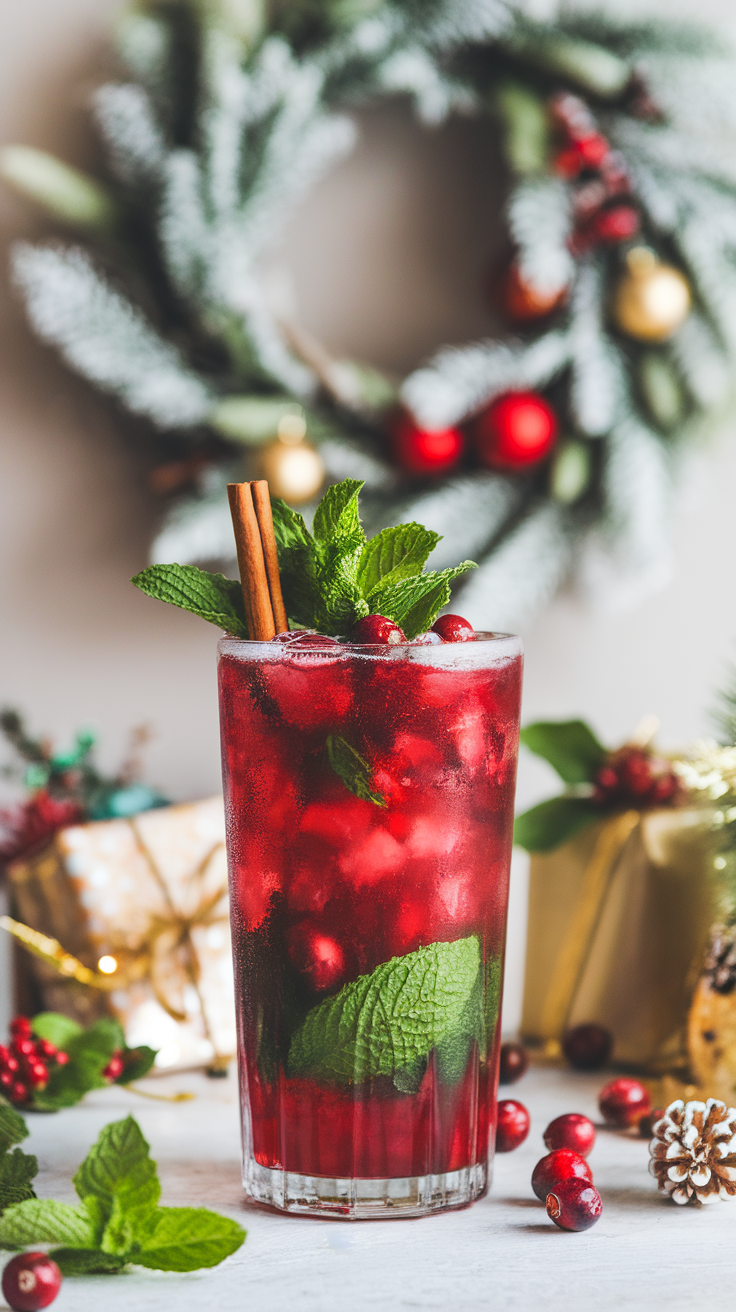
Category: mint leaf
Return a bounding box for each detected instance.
[514,796,596,852]
[50,1248,127,1275]
[0,1198,97,1248]
[134,1206,246,1272]
[0,1103,29,1155]
[326,735,386,807]
[367,562,476,639]
[35,1018,123,1110]
[73,1116,160,1245]
[270,499,320,628]
[312,479,365,544]
[0,1148,37,1212]
[132,564,247,637]
[31,1013,83,1049]
[289,936,481,1083]
[356,523,440,597]
[520,720,606,784]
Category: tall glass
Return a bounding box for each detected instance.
[218,631,523,1218]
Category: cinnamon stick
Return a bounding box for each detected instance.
[227,482,276,640]
[250,480,288,635]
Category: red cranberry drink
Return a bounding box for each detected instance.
[132,476,523,1218]
[219,627,522,1216]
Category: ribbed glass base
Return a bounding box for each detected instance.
[243,1158,489,1219]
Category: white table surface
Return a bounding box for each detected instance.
[2,1064,732,1312]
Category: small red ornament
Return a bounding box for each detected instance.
[390,413,464,476]
[2,1254,62,1312]
[431,614,475,643]
[598,1077,651,1129]
[496,1099,530,1152]
[287,924,348,993]
[543,1113,596,1157]
[546,1179,602,1232]
[472,392,558,471]
[503,262,568,323]
[350,615,406,645]
[562,1023,612,1071]
[532,1149,593,1202]
[499,1040,529,1085]
[590,205,640,244]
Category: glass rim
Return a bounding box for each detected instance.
[218,631,522,662]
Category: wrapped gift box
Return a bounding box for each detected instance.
[521,807,718,1070]
[8,797,236,1072]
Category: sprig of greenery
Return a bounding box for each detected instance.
[0,1116,245,1274]
[28,1014,156,1113]
[132,479,476,640]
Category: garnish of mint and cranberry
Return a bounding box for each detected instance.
[132,477,477,643]
[0,1013,155,1113]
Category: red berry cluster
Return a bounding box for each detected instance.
[550,92,639,255]
[592,745,680,810]
[0,1017,69,1105]
[0,791,84,867]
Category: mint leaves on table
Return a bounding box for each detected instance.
[0,1116,245,1274]
[131,478,476,640]
[326,734,387,807]
[29,1014,156,1112]
[0,1102,37,1214]
[514,719,608,853]
[289,936,482,1084]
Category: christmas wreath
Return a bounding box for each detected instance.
[4,0,736,626]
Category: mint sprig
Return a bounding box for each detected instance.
[29,1014,156,1112]
[131,478,476,639]
[0,1116,245,1274]
[289,936,481,1084]
[0,1103,37,1214]
[326,734,386,807]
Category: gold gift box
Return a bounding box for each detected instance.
[521,807,717,1070]
[8,798,236,1072]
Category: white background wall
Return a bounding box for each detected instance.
[2,0,736,1034]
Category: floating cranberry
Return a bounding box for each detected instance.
[2,1252,62,1311]
[287,924,348,993]
[499,1041,529,1085]
[102,1053,125,1082]
[431,615,475,643]
[496,1099,530,1152]
[543,1113,596,1157]
[546,1179,602,1232]
[532,1149,593,1202]
[562,1023,612,1071]
[598,1077,650,1129]
[350,615,406,645]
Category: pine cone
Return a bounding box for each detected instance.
[649,1099,736,1204]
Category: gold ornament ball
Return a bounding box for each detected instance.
[613,248,691,342]
[261,435,325,503]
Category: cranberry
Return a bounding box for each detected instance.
[496,1099,530,1152]
[350,615,406,645]
[14,1037,36,1058]
[532,1149,593,1202]
[2,1252,62,1311]
[0,1071,12,1090]
[26,1061,48,1088]
[598,1077,650,1129]
[102,1053,125,1082]
[431,614,475,643]
[9,1017,32,1038]
[287,924,348,993]
[54,1050,69,1066]
[638,1107,665,1138]
[35,1040,57,1059]
[10,1082,29,1104]
[562,1023,612,1071]
[546,1178,602,1232]
[543,1113,596,1157]
[499,1041,529,1085]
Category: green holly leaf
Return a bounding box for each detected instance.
[133,1207,246,1272]
[73,1116,160,1247]
[31,1013,83,1049]
[49,1248,127,1275]
[326,734,386,807]
[519,720,606,784]
[0,1198,97,1249]
[34,1018,124,1111]
[356,523,440,597]
[0,1103,29,1155]
[289,936,481,1083]
[367,563,476,639]
[514,796,596,852]
[131,564,247,636]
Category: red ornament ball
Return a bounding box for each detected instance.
[598,1077,651,1129]
[543,1113,596,1157]
[390,413,464,476]
[590,204,640,244]
[499,1040,529,1085]
[562,1023,613,1071]
[546,1179,603,1232]
[472,392,558,471]
[2,1253,62,1312]
[532,1149,593,1202]
[431,614,475,643]
[496,1099,530,1152]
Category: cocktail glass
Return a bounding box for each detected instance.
[218,631,523,1218]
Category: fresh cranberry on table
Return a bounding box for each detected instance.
[496,1099,530,1152]
[562,1023,612,1071]
[546,1179,603,1232]
[499,1041,529,1085]
[532,1149,593,1201]
[431,614,475,642]
[1,1252,62,1311]
[350,615,407,645]
[598,1077,651,1129]
[543,1113,596,1157]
